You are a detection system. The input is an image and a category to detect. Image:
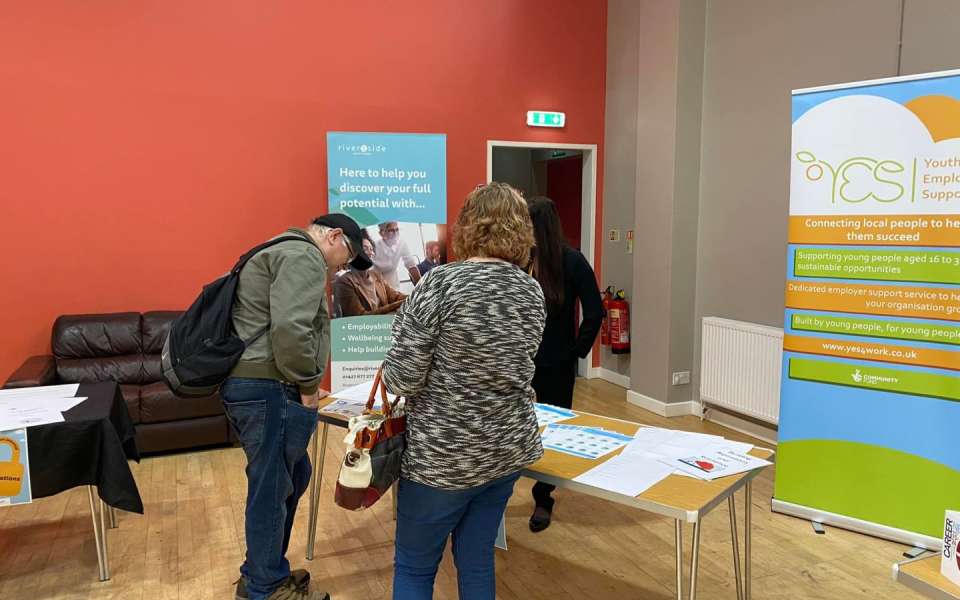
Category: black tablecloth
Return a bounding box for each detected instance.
[26,382,143,513]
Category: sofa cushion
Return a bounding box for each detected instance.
[53,313,142,358]
[120,384,141,423]
[139,381,222,424]
[141,355,162,384]
[57,355,146,385]
[136,415,230,454]
[143,311,181,354]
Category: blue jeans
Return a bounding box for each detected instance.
[221,378,318,600]
[393,472,521,600]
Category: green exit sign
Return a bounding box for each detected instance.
[527,111,566,128]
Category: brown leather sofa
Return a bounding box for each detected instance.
[4,312,231,454]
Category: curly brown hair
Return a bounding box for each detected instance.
[452,182,534,266]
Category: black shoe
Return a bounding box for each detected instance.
[236,570,311,600]
[529,505,552,533]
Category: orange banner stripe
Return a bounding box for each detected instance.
[788,215,960,247]
[785,281,960,322]
[784,334,960,371]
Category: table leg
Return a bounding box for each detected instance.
[100,499,110,577]
[675,520,683,600]
[108,506,118,529]
[745,481,752,600]
[689,521,702,600]
[86,487,109,582]
[306,421,329,561]
[728,495,744,600]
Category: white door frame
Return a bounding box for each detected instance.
[486,140,600,379]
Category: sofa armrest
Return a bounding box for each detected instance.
[4,355,58,389]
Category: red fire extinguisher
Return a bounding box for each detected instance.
[609,289,630,354]
[600,287,613,346]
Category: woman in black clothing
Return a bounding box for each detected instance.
[526,196,604,532]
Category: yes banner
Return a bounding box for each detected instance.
[0,428,31,507]
[327,132,446,391]
[774,70,960,544]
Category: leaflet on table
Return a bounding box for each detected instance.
[0,395,86,414]
[626,426,754,455]
[533,403,576,427]
[664,448,772,481]
[540,424,633,460]
[573,453,674,497]
[0,383,79,399]
[330,380,393,407]
[322,399,367,418]
[0,400,80,431]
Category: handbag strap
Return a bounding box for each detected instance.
[366,366,401,417]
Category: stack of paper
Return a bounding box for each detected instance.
[323,380,392,418]
[540,424,633,460]
[0,384,85,431]
[533,403,576,427]
[624,426,769,481]
[0,383,79,399]
[570,425,771,497]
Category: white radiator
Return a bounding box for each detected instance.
[699,317,783,424]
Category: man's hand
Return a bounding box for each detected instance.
[301,389,329,408]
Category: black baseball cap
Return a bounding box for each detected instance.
[311,213,373,270]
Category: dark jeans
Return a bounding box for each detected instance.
[393,472,521,600]
[221,378,317,600]
[531,360,577,509]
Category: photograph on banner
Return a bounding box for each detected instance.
[0,428,31,507]
[775,69,960,543]
[327,132,446,392]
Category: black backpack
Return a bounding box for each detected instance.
[161,235,311,398]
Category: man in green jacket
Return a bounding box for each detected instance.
[225,213,371,600]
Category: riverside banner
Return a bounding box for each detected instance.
[326,132,446,391]
[773,70,960,546]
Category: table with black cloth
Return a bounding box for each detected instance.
[24,381,142,581]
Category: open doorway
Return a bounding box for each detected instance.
[487,140,598,378]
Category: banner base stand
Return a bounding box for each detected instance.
[903,546,928,559]
[772,499,942,551]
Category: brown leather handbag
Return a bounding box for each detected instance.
[334,367,406,511]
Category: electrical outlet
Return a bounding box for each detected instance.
[672,371,690,386]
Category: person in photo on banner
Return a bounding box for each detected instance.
[333,233,406,317]
[373,221,421,288]
[416,240,443,278]
[383,182,546,600]
[223,213,371,600]
[525,196,604,533]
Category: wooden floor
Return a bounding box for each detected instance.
[0,379,922,599]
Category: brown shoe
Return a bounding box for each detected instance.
[236,570,311,600]
[266,578,330,600]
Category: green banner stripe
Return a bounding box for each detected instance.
[791,313,960,346]
[789,357,960,402]
[794,248,960,285]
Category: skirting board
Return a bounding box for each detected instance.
[703,406,778,445]
[626,390,698,418]
[595,368,630,389]
[771,499,942,551]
